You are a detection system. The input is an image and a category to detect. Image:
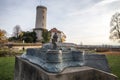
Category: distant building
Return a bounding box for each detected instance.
[34,6,47,41]
[49,28,66,42]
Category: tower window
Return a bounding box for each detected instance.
[42,23,44,27]
[42,10,44,13]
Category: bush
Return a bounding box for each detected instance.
[0,50,8,57]
[0,48,23,57]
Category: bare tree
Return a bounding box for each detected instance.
[110,12,120,42]
[13,25,21,38]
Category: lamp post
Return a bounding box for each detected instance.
[22,40,25,51]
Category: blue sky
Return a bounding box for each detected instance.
[0,0,120,45]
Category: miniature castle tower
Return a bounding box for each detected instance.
[34,6,47,41]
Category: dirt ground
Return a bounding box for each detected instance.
[100,51,120,55]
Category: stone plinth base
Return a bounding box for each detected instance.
[14,56,117,80]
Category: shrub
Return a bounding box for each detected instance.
[0,48,23,57]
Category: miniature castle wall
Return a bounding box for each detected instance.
[14,56,117,80]
[21,47,110,73]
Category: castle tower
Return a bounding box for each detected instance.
[34,6,47,41]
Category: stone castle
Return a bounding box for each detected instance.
[34,5,66,42]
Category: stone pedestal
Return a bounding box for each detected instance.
[14,56,117,80]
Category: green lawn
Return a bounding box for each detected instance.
[0,57,15,80]
[107,55,120,80]
[0,55,120,80]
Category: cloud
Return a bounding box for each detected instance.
[97,0,119,5]
[61,0,120,44]
[68,0,120,16]
[0,0,37,34]
[0,0,120,44]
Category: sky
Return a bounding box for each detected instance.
[0,0,120,45]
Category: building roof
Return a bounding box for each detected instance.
[37,5,47,9]
[49,28,66,38]
[49,28,61,33]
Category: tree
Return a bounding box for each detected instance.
[9,30,37,43]
[0,29,7,43]
[42,29,51,43]
[9,25,21,42]
[22,31,37,43]
[110,12,120,42]
[13,25,21,39]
